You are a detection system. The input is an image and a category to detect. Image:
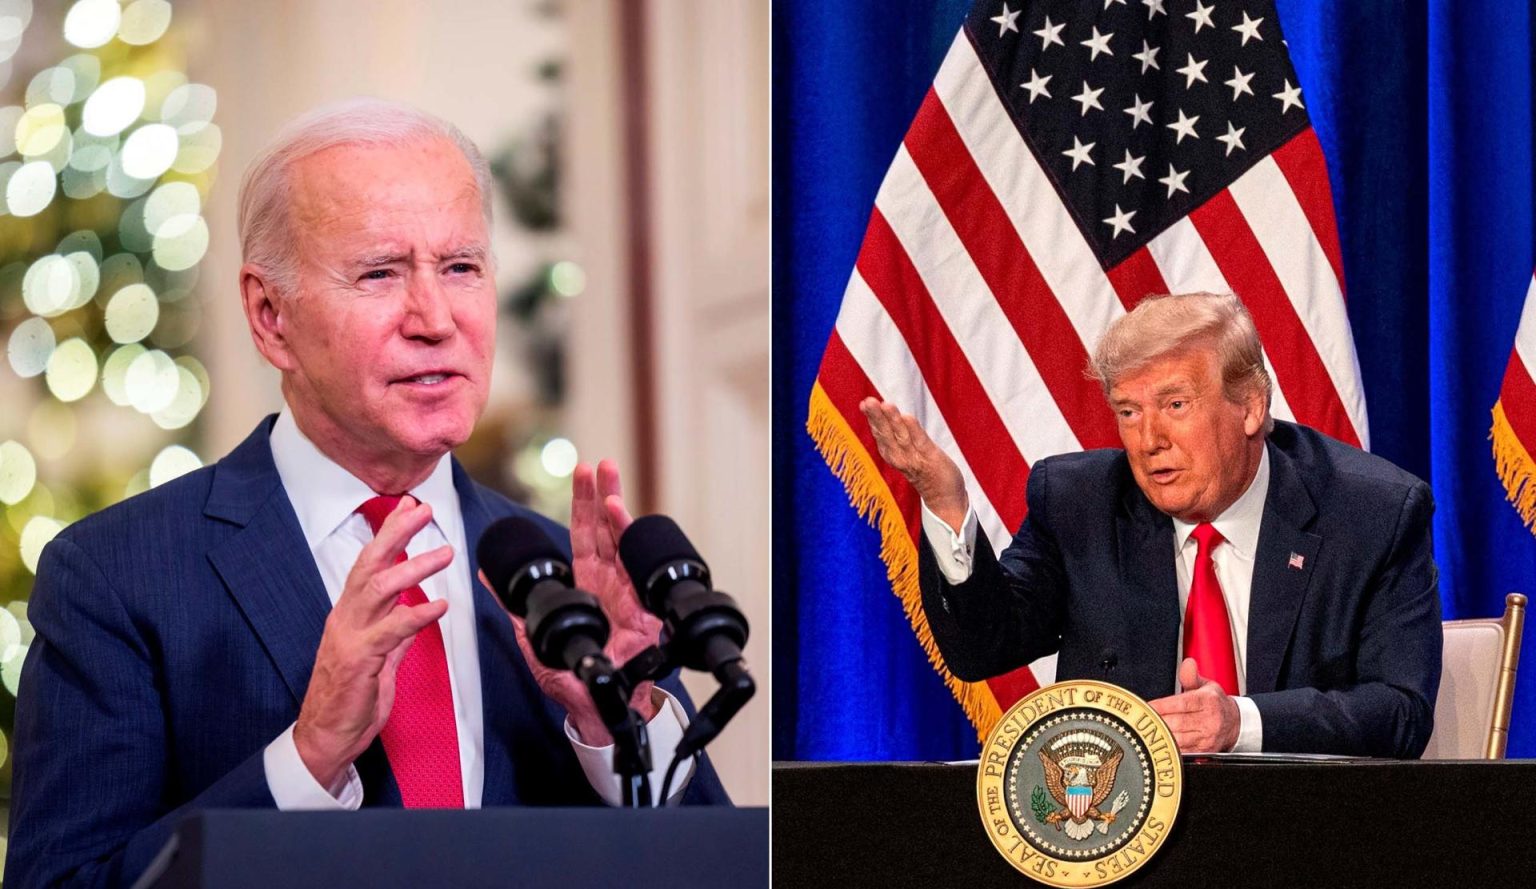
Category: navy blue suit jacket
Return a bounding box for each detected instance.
[7,419,727,888]
[920,421,1442,758]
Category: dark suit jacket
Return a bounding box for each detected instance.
[920,421,1441,758]
[6,419,727,888]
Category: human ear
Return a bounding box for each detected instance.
[239,265,296,371]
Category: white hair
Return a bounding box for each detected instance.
[236,97,494,294]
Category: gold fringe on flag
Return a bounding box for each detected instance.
[806,382,1004,738]
[1492,400,1536,532]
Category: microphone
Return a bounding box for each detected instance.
[618,516,754,760]
[475,517,611,678]
[617,515,750,678]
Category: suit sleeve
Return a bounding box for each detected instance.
[6,536,277,889]
[1249,481,1442,758]
[919,460,1070,682]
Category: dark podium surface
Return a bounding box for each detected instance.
[143,807,767,889]
[774,760,1536,887]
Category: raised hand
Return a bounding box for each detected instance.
[859,397,969,530]
[484,460,664,746]
[294,496,453,791]
[1148,658,1241,753]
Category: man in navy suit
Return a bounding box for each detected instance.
[7,100,725,889]
[862,293,1440,758]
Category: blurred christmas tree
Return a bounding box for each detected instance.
[0,0,220,793]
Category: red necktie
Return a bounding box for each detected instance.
[1184,522,1240,696]
[357,495,464,808]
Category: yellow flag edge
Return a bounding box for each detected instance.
[1492,400,1536,533]
[806,381,1003,738]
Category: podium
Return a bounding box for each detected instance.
[774,761,1536,886]
[140,807,767,889]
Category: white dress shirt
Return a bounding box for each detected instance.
[261,409,692,808]
[920,448,1271,752]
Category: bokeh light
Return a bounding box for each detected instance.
[0,606,20,664]
[44,337,97,401]
[0,440,37,505]
[171,122,219,174]
[149,445,201,487]
[540,438,579,478]
[550,260,586,297]
[82,76,145,136]
[18,515,62,574]
[120,122,176,179]
[125,347,177,413]
[62,0,119,50]
[100,342,145,405]
[6,315,53,377]
[152,214,208,270]
[104,282,158,343]
[14,102,65,155]
[118,0,171,46]
[21,254,79,317]
[150,366,202,430]
[160,82,215,133]
[6,158,55,215]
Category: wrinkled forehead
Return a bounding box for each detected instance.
[286,137,486,236]
[1108,345,1220,399]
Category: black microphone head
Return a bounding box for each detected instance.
[476,517,571,617]
[619,515,711,611]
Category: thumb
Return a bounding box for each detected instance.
[1178,657,1202,692]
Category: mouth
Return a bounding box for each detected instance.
[1147,468,1182,484]
[393,370,464,388]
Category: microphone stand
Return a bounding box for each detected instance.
[574,651,653,808]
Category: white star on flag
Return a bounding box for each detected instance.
[1020,69,1052,103]
[1081,26,1114,60]
[1167,108,1200,143]
[1062,136,1096,170]
[1232,12,1265,46]
[1123,94,1154,128]
[1072,81,1105,115]
[1142,0,1166,19]
[1112,150,1146,183]
[1187,1,1215,33]
[990,3,1021,37]
[1216,122,1247,156]
[1159,163,1191,196]
[1132,40,1161,73]
[1103,205,1136,238]
[1274,78,1305,113]
[1226,66,1255,100]
[1177,53,1209,88]
[1033,16,1065,51]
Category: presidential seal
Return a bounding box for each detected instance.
[976,681,1182,887]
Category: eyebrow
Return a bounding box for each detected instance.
[349,245,490,270]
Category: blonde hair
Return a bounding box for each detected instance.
[237,97,493,294]
[1089,293,1274,436]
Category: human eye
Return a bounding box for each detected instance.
[360,268,394,281]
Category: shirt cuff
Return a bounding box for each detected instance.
[1231,696,1264,753]
[264,723,364,810]
[565,687,693,806]
[920,500,980,584]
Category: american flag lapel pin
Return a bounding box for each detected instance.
[1288,552,1306,570]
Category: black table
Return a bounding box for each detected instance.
[773,760,1536,887]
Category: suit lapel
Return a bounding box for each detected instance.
[455,462,526,805]
[205,419,334,706]
[1245,440,1321,694]
[1116,485,1182,698]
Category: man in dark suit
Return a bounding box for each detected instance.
[862,293,1440,758]
[7,100,725,889]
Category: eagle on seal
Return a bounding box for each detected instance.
[1038,730,1124,841]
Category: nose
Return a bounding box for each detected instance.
[400,271,456,342]
[1139,410,1170,453]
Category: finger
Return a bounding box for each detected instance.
[508,612,545,670]
[570,462,598,561]
[1178,657,1201,692]
[604,494,635,532]
[354,545,454,616]
[357,496,432,573]
[372,598,449,652]
[1149,692,1202,716]
[593,460,624,562]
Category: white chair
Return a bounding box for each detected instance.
[1422,592,1526,759]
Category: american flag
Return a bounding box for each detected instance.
[1493,273,1536,533]
[807,0,1367,737]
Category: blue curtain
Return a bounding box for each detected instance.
[774,0,1536,760]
